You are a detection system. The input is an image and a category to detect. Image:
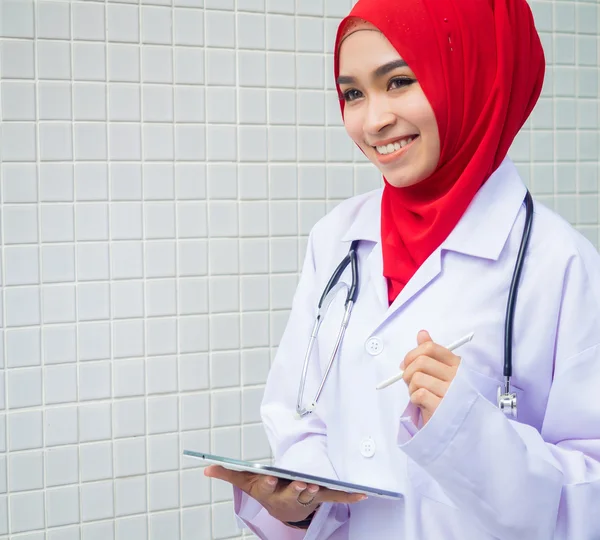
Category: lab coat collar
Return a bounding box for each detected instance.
[340,186,381,244]
[341,158,527,262]
[442,158,527,260]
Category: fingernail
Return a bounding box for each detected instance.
[294,485,305,492]
[308,486,319,493]
[267,478,277,486]
[359,495,368,501]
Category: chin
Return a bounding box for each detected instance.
[384,174,425,188]
[362,147,433,188]
[378,165,431,188]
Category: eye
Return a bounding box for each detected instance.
[388,76,416,90]
[341,88,363,102]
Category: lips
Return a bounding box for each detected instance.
[374,135,417,155]
[370,135,420,164]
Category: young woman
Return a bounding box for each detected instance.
[206,0,600,538]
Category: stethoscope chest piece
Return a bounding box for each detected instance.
[497,386,517,418]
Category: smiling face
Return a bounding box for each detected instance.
[337,30,441,188]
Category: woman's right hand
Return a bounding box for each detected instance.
[204,465,367,525]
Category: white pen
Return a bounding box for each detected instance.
[375,331,475,390]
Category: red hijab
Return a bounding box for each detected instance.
[334,0,545,304]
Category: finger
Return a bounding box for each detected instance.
[255,475,279,497]
[204,466,253,491]
[417,329,432,346]
[408,370,448,399]
[410,387,441,415]
[278,480,310,507]
[400,330,433,369]
[405,340,459,367]
[403,355,455,385]
[315,488,367,505]
[306,484,320,497]
[297,484,319,505]
[402,339,460,370]
[281,482,320,514]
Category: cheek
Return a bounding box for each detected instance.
[415,102,440,150]
[343,110,366,148]
[402,95,436,133]
[422,112,440,148]
[403,97,440,165]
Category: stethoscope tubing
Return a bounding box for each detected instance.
[296,192,534,418]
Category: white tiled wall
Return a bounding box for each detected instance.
[0,0,598,538]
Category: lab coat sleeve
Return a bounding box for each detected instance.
[398,250,600,540]
[234,228,350,540]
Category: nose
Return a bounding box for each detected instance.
[364,95,396,134]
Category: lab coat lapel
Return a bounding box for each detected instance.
[363,241,389,310]
[368,247,443,333]
[343,190,444,330]
[341,190,389,312]
[389,248,442,315]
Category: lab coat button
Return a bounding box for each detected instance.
[365,337,383,356]
[360,437,376,458]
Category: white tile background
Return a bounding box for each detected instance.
[0,0,598,538]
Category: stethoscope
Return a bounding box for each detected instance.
[296,191,534,419]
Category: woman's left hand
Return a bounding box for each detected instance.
[401,330,461,426]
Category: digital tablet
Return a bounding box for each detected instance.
[183,450,403,500]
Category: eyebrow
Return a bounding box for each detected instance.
[336,59,409,85]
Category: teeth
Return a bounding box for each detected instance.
[375,136,415,155]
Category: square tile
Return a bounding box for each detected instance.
[1,40,34,79]
[37,1,70,39]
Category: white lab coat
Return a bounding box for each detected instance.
[234,158,600,539]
